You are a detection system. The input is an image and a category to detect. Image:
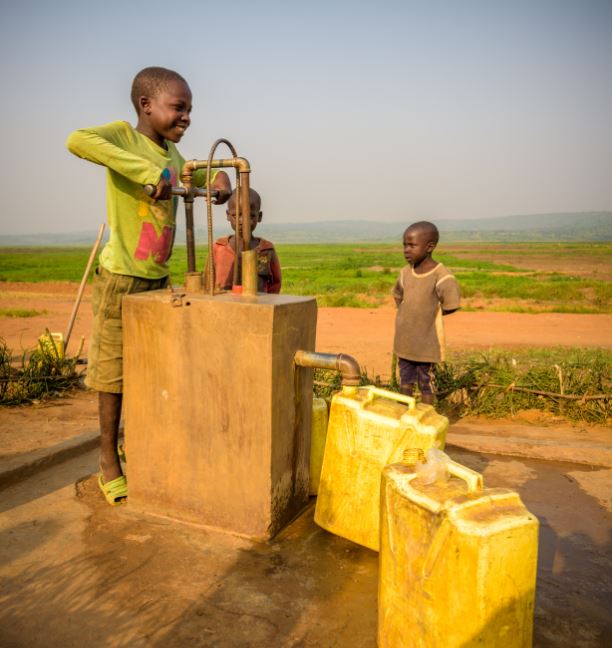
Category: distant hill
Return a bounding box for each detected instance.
[1,211,610,246]
[241,211,612,243]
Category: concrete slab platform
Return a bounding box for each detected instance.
[0,446,610,647]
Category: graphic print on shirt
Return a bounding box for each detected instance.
[257,252,270,275]
[134,167,177,264]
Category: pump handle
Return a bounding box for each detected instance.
[362,386,416,410]
[143,184,219,200]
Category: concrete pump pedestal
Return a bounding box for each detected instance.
[122,290,317,540]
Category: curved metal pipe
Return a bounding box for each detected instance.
[184,199,196,273]
[294,350,361,387]
[204,140,238,294]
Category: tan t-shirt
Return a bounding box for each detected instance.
[392,263,461,363]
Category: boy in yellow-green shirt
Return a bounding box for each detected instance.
[67,66,231,505]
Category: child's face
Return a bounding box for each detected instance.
[140,79,192,144]
[403,228,435,266]
[226,201,262,234]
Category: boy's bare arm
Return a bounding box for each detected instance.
[66,124,164,187]
[392,276,403,307]
[437,274,461,316]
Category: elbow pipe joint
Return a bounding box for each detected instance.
[180,157,251,193]
[182,156,251,174]
[232,157,251,173]
[294,350,361,387]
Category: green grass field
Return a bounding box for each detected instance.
[1,242,610,313]
[313,347,611,424]
[0,308,47,318]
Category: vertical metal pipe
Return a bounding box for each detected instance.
[239,171,257,294]
[184,199,196,273]
[232,173,242,288]
[240,173,251,249]
[242,250,258,295]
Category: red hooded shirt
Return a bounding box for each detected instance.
[212,236,282,293]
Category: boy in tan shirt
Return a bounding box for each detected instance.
[392,221,461,404]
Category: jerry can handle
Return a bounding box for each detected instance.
[362,386,416,410]
[422,460,484,581]
[446,459,483,493]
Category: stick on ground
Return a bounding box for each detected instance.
[64,224,105,353]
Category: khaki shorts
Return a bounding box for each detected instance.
[85,267,168,393]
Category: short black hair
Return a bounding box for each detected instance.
[228,188,262,212]
[131,67,188,113]
[405,221,439,244]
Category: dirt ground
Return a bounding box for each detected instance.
[442,244,612,280]
[317,308,612,378]
[0,389,98,457]
[1,282,611,646]
[1,281,611,379]
[1,279,610,458]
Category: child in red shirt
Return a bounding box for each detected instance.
[211,188,282,293]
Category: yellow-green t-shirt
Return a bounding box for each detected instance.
[66,120,216,279]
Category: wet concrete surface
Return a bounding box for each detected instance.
[0,448,610,647]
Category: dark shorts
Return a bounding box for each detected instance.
[398,358,434,395]
[85,267,168,394]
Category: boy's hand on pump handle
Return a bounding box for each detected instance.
[151,176,173,201]
[211,171,232,205]
[146,170,231,204]
[211,186,232,205]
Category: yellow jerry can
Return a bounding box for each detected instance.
[378,452,539,648]
[309,397,329,495]
[38,332,64,359]
[314,385,448,551]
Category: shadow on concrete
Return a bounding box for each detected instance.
[0,518,61,563]
[0,548,164,648]
[1,474,378,648]
[0,449,97,514]
[149,504,379,647]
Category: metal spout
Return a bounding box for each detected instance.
[294,351,361,386]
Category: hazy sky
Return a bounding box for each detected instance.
[1,0,611,235]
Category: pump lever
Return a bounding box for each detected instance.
[143,185,219,200]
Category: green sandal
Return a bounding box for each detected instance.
[98,474,128,506]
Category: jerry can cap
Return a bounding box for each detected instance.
[402,448,425,465]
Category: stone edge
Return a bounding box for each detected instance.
[0,431,99,491]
